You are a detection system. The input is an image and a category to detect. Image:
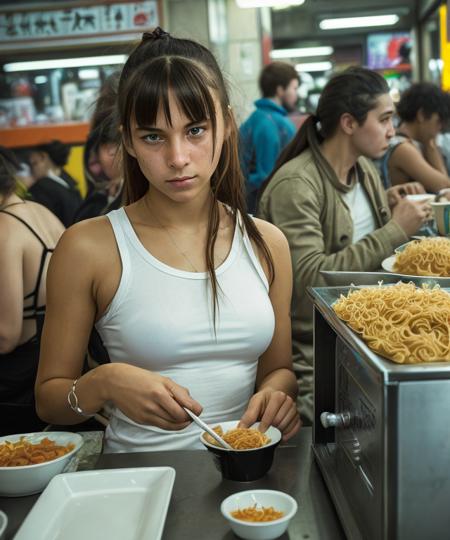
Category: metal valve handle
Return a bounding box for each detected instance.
[320,411,351,429]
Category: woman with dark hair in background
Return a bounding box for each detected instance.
[36,29,299,452]
[75,73,123,222]
[258,67,432,424]
[0,146,64,435]
[28,140,82,226]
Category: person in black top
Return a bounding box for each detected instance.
[0,146,64,435]
[28,140,82,227]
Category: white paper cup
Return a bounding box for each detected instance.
[431,201,450,236]
[406,194,435,203]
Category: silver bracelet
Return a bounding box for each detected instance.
[67,379,95,418]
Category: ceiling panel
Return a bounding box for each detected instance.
[272,0,418,46]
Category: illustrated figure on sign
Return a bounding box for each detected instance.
[83,14,96,30]
[34,16,48,34]
[49,17,57,33]
[19,15,31,35]
[72,12,82,31]
[115,8,123,30]
[5,14,18,36]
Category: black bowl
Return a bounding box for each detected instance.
[200,421,281,482]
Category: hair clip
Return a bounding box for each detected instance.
[142,27,170,42]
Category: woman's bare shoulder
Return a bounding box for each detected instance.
[26,199,64,225]
[252,217,289,248]
[391,139,422,162]
[55,215,115,260]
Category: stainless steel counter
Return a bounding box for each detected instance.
[310,285,450,540]
[0,427,345,539]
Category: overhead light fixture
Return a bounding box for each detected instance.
[319,15,399,30]
[270,46,334,59]
[429,58,444,71]
[3,55,127,73]
[34,75,48,84]
[236,0,304,8]
[78,68,100,80]
[295,61,332,72]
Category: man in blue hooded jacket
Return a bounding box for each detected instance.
[240,62,299,213]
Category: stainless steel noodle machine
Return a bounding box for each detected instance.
[309,285,450,540]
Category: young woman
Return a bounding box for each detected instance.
[36,29,299,452]
[258,67,432,424]
[0,146,64,435]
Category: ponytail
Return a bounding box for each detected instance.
[259,67,389,198]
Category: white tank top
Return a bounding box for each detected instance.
[96,207,275,453]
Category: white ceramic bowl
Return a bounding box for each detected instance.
[221,489,298,540]
[0,432,84,497]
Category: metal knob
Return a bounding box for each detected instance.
[320,411,351,429]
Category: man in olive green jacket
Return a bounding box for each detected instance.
[258,148,409,423]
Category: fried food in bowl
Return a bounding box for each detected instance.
[200,421,281,481]
[0,432,83,496]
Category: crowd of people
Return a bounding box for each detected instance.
[1,27,449,446]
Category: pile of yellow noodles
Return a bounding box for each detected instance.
[205,426,271,449]
[393,238,450,277]
[0,437,75,467]
[231,505,284,522]
[333,283,450,364]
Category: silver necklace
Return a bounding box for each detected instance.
[145,201,202,272]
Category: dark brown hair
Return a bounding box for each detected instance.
[33,140,70,167]
[259,62,300,98]
[90,71,121,149]
[396,82,450,123]
[0,146,20,200]
[118,29,274,323]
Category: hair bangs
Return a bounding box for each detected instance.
[124,57,219,151]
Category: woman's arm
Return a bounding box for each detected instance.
[0,215,24,353]
[390,141,450,192]
[239,219,300,441]
[36,221,113,423]
[262,177,430,283]
[35,219,201,428]
[423,138,447,175]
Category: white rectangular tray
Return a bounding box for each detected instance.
[14,467,175,540]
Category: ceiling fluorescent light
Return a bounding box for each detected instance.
[236,0,304,8]
[320,15,399,30]
[270,46,334,59]
[34,75,48,84]
[295,61,332,72]
[78,68,100,80]
[3,55,127,73]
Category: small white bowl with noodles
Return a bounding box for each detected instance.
[0,432,83,497]
[221,489,298,540]
[200,421,282,481]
